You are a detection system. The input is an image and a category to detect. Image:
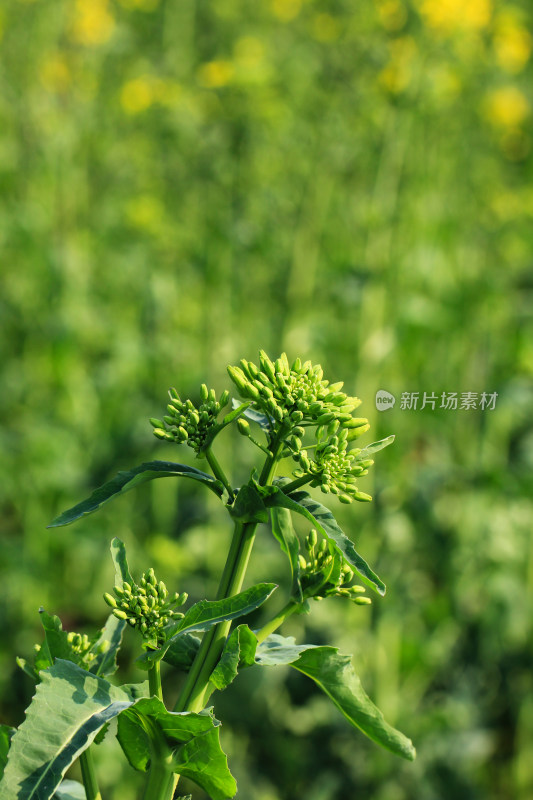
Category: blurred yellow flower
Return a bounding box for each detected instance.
[120,77,154,114]
[70,0,115,46]
[39,54,71,93]
[483,86,530,128]
[379,36,417,94]
[311,14,341,42]
[126,195,164,232]
[197,60,234,88]
[118,0,159,10]
[419,0,491,33]
[271,0,302,22]
[376,0,408,32]
[493,14,532,74]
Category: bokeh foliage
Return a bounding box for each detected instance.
[1,0,532,798]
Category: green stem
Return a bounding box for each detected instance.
[255,600,301,645]
[149,660,163,701]
[281,474,314,495]
[174,433,285,713]
[205,447,234,499]
[141,716,178,800]
[79,748,102,800]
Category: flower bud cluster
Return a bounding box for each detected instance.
[293,432,374,504]
[228,351,373,499]
[228,351,367,436]
[150,385,230,454]
[104,567,188,647]
[66,631,98,668]
[298,530,371,605]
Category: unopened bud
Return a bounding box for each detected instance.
[103,592,117,608]
[219,390,229,407]
[298,555,307,570]
[237,418,251,436]
[200,384,209,402]
[113,609,128,620]
[353,491,372,502]
[353,596,372,605]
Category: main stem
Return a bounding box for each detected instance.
[174,435,283,713]
[79,748,102,800]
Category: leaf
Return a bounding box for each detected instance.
[34,611,72,671]
[210,625,258,692]
[110,537,133,587]
[0,725,15,781]
[229,484,269,524]
[270,507,302,601]
[265,482,386,596]
[137,583,277,669]
[355,435,395,459]
[231,399,272,432]
[0,660,136,800]
[47,461,224,528]
[116,697,236,800]
[162,633,201,671]
[89,614,126,677]
[255,635,415,760]
[291,647,416,761]
[254,634,317,666]
[53,781,85,800]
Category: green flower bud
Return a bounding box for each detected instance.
[227,365,249,393]
[307,529,318,548]
[219,389,230,407]
[153,428,171,441]
[113,609,128,620]
[291,356,302,372]
[103,592,117,608]
[200,384,209,402]
[353,596,372,605]
[291,410,304,423]
[123,582,132,594]
[237,418,251,436]
[338,494,353,504]
[298,555,307,570]
[353,491,372,502]
[177,426,189,441]
[149,418,165,429]
[113,585,124,597]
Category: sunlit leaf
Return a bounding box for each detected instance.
[210,625,257,692]
[137,583,277,669]
[256,635,415,760]
[117,697,236,800]
[0,660,135,800]
[270,507,302,601]
[47,462,224,528]
[264,482,386,595]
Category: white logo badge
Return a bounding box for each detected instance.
[375,390,396,411]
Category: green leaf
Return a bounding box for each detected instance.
[116,697,236,800]
[355,434,395,459]
[229,484,269,524]
[254,634,316,666]
[231,399,272,432]
[255,635,415,760]
[270,507,302,601]
[162,633,201,671]
[291,647,416,761]
[137,583,277,669]
[35,611,72,671]
[89,614,126,677]
[265,482,386,596]
[0,660,136,800]
[110,537,133,587]
[210,625,258,692]
[0,725,15,781]
[53,781,85,800]
[47,461,224,528]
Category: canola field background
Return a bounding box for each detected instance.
[1,1,532,798]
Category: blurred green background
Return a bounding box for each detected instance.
[1,0,533,798]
